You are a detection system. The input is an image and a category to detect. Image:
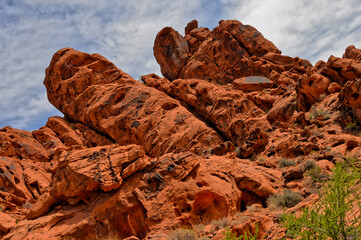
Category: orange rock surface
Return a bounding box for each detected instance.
[0,19,360,239]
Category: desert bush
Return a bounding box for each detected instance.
[193,224,205,235]
[22,202,32,209]
[282,160,361,239]
[346,119,358,129]
[246,205,260,212]
[278,158,296,168]
[235,147,241,158]
[325,146,332,152]
[306,166,329,183]
[267,189,302,209]
[319,93,327,101]
[212,217,232,231]
[301,160,316,171]
[308,106,331,120]
[233,213,250,225]
[222,225,258,240]
[168,229,198,240]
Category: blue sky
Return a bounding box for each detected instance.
[1,0,360,131]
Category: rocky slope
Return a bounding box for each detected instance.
[0,19,360,239]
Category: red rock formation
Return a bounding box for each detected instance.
[44,48,224,157]
[154,19,312,85]
[296,45,361,111]
[339,78,361,123]
[142,74,269,149]
[1,20,361,240]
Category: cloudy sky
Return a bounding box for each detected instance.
[1,0,360,131]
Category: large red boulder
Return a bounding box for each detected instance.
[154,20,311,85]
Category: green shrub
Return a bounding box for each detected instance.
[346,120,358,129]
[168,229,198,240]
[308,106,331,120]
[222,225,258,240]
[319,93,327,101]
[301,160,316,171]
[267,189,302,209]
[306,166,329,183]
[281,160,361,239]
[279,158,296,168]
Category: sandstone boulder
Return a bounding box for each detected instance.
[154,19,311,85]
[233,76,274,92]
[44,48,224,157]
[0,127,48,161]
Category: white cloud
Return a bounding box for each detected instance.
[224,0,361,63]
[1,0,360,131]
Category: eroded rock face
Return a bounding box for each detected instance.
[154,19,311,85]
[44,48,224,157]
[0,127,48,161]
[142,74,269,149]
[296,45,361,111]
[26,144,150,220]
[154,27,190,80]
[9,152,281,240]
[339,78,361,123]
[1,20,361,240]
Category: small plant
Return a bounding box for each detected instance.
[0,207,3,212]
[193,224,205,235]
[309,150,317,155]
[168,229,198,240]
[346,119,358,129]
[223,228,240,240]
[308,106,331,120]
[233,213,250,225]
[212,217,232,231]
[281,160,361,239]
[301,160,316,171]
[200,237,211,240]
[235,147,241,158]
[222,225,258,240]
[256,154,265,162]
[246,205,260,212]
[267,189,302,210]
[306,166,329,183]
[23,202,32,209]
[279,158,296,168]
[319,93,327,101]
[16,219,20,224]
[325,146,332,152]
[61,237,73,240]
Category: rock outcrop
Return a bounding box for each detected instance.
[44,48,224,157]
[0,19,360,240]
[154,20,312,86]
